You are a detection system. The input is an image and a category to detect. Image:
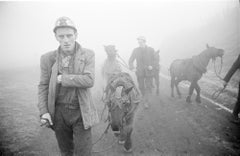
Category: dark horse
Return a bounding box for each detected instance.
[104,72,140,152]
[170,44,224,103]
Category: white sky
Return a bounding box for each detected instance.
[0,0,238,69]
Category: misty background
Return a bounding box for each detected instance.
[0,1,239,155]
[0,0,238,71]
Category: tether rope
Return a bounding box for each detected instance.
[211,57,225,100]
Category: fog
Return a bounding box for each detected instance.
[0,0,238,70]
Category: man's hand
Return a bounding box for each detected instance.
[148,65,153,70]
[40,113,53,128]
[57,75,62,83]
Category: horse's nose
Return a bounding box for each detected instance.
[221,51,224,56]
[220,50,224,56]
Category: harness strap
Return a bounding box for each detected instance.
[211,56,225,100]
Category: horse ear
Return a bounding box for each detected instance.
[206,44,209,49]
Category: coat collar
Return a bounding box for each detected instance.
[74,43,86,73]
[53,42,86,74]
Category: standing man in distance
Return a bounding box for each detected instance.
[38,16,98,156]
[129,36,155,108]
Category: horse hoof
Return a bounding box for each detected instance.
[118,140,125,145]
[186,97,191,103]
[123,147,132,153]
[196,98,201,103]
[123,139,132,153]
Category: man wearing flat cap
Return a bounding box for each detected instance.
[38,16,98,156]
[129,36,155,108]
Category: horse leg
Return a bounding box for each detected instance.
[155,74,160,95]
[122,114,134,152]
[186,81,195,103]
[195,82,201,103]
[175,78,182,98]
[143,76,152,108]
[171,76,175,97]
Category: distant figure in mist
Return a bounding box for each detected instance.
[38,17,98,156]
[101,45,122,87]
[223,54,240,124]
[101,45,122,97]
[129,36,155,108]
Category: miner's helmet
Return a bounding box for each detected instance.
[137,36,146,42]
[53,17,77,33]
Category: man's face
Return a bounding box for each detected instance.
[137,39,146,47]
[55,27,77,53]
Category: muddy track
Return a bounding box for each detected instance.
[0,69,239,156]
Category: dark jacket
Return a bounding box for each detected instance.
[224,54,240,83]
[128,46,155,77]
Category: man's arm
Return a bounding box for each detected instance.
[38,55,50,116]
[61,51,95,88]
[223,54,240,83]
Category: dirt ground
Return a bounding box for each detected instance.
[0,67,240,156]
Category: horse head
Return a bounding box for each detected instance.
[104,45,117,59]
[205,44,224,59]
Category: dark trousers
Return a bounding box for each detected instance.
[53,104,92,156]
[233,82,240,117]
[136,76,152,96]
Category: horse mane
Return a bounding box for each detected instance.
[191,50,209,73]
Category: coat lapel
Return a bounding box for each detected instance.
[74,48,86,74]
[48,57,58,116]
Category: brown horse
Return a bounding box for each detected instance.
[104,72,140,152]
[170,44,224,103]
